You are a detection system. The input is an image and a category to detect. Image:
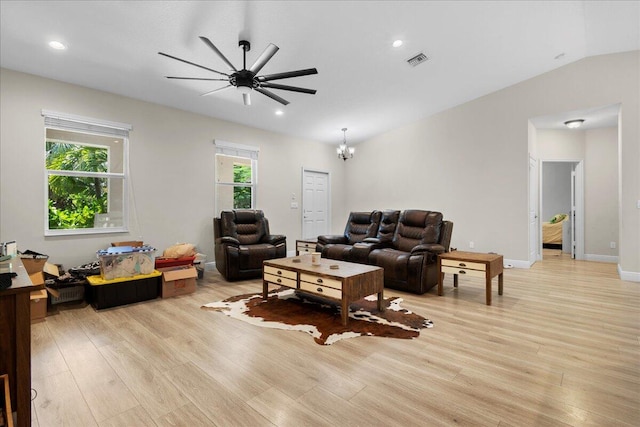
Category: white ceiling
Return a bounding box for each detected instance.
[1,1,638,144]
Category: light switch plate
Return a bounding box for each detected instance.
[290,202,299,209]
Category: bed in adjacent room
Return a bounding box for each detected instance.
[542,213,570,251]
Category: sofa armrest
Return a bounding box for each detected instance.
[218,236,240,246]
[362,237,381,244]
[410,244,446,255]
[317,235,348,245]
[263,234,286,246]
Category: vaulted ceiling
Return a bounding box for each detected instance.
[1,1,638,143]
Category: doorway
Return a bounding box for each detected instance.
[540,160,584,260]
[301,169,330,239]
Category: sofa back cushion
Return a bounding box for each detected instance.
[376,210,401,243]
[393,210,443,252]
[220,210,267,245]
[344,211,382,244]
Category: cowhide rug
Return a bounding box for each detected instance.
[202,287,433,345]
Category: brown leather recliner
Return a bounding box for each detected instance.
[368,210,453,294]
[214,210,286,281]
[317,211,382,261]
[349,210,401,263]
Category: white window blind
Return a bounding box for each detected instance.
[214,140,259,160]
[42,110,132,137]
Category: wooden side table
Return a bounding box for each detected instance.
[295,239,317,256]
[437,251,504,305]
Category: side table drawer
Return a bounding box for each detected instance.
[264,273,297,288]
[264,265,297,280]
[300,281,342,299]
[442,259,486,271]
[442,265,486,278]
[300,273,342,290]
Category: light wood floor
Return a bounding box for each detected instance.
[30,252,640,426]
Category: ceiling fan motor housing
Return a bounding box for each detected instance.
[231,69,259,90]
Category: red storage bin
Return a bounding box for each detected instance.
[155,256,195,269]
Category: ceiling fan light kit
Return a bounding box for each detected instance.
[159,37,317,106]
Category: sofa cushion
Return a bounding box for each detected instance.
[344,211,382,244]
[393,210,443,252]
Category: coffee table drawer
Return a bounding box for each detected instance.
[264,265,297,280]
[441,265,486,278]
[300,281,342,299]
[300,273,342,290]
[442,259,486,271]
[264,273,297,288]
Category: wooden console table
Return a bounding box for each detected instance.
[437,251,504,305]
[0,258,43,427]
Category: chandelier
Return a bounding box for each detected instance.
[336,127,355,161]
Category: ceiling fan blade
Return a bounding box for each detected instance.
[166,76,228,81]
[200,85,232,97]
[257,68,318,82]
[260,82,316,95]
[158,52,229,77]
[255,88,290,105]
[199,36,237,72]
[249,43,279,74]
[243,93,251,106]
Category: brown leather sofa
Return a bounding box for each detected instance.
[214,210,286,281]
[320,209,453,294]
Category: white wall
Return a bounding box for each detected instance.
[346,51,639,275]
[0,69,348,269]
[585,127,619,257]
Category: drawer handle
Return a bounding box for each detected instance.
[277,278,282,283]
[459,270,466,274]
[277,270,282,275]
[458,263,466,267]
[317,287,323,293]
[316,278,323,284]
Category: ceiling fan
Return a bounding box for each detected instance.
[159,37,318,106]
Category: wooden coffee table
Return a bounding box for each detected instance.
[437,251,504,305]
[263,257,384,325]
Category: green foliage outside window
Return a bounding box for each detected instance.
[46,141,109,229]
[233,163,252,208]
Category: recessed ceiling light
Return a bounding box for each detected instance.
[275,110,284,116]
[48,41,66,50]
[392,40,403,48]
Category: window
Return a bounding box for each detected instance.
[42,110,131,236]
[214,140,258,212]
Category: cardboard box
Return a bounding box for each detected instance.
[160,266,197,298]
[111,241,144,247]
[30,289,48,322]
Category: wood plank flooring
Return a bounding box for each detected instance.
[30,252,639,426]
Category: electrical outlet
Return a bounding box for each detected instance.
[469,241,475,249]
[610,241,616,249]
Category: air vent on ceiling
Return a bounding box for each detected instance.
[407,52,429,67]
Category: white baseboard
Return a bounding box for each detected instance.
[618,265,640,282]
[204,261,216,271]
[584,254,619,263]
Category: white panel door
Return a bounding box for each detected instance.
[302,170,329,239]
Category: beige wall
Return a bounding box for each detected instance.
[0,68,348,268]
[347,51,639,276]
[1,50,638,278]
